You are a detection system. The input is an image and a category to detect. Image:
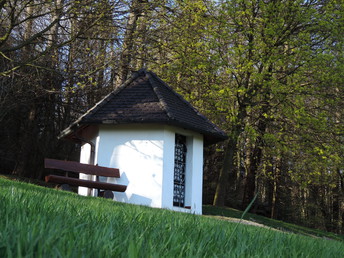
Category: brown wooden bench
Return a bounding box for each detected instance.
[44,158,127,198]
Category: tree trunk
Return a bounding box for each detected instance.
[14,105,38,177]
[266,157,280,219]
[13,2,36,177]
[242,114,268,208]
[213,99,247,206]
[117,0,146,85]
[332,180,340,233]
[213,136,238,206]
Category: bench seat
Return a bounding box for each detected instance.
[44,158,127,198]
[45,175,127,192]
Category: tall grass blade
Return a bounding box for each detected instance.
[228,192,259,241]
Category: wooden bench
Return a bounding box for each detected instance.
[44,158,127,198]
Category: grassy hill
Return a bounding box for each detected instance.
[1,177,343,257]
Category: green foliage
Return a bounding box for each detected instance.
[1,178,344,257]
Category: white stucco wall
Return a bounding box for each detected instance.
[96,125,165,208]
[78,123,204,215]
[78,136,99,196]
[187,133,204,215]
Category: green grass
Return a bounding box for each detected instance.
[203,205,344,242]
[1,178,344,257]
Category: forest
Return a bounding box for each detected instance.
[0,0,343,234]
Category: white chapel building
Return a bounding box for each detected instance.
[59,69,227,215]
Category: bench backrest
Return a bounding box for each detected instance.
[44,158,120,178]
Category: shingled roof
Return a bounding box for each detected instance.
[59,69,227,145]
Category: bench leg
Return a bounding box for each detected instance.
[56,184,72,191]
[99,190,114,199]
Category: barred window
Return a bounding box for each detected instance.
[173,134,187,207]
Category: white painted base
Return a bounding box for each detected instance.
[78,124,204,215]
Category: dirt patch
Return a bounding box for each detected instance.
[205,215,282,232]
[205,215,338,240]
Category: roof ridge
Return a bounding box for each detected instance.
[81,72,141,115]
[146,72,175,121]
[59,71,145,138]
[59,90,115,137]
[83,71,152,122]
[146,70,226,136]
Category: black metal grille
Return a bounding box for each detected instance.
[173,134,187,207]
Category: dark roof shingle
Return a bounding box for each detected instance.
[60,69,227,145]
